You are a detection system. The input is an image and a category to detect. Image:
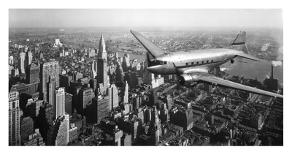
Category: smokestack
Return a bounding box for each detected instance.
[271,64,274,79]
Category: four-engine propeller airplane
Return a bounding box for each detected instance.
[130,30,283,98]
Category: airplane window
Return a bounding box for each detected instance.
[155,60,167,65]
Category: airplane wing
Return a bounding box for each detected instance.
[130,30,165,58]
[185,72,283,98]
[235,52,261,61]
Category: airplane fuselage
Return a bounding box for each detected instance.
[147,48,242,75]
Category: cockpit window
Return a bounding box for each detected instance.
[151,60,167,65]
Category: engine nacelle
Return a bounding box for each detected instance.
[178,73,200,86]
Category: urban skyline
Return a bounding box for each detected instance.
[8,9,283,146]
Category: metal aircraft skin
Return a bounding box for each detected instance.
[130,30,283,98]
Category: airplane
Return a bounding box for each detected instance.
[130,30,283,98]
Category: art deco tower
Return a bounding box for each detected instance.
[97,34,109,87]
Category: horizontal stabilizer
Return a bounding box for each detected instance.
[231,31,248,53]
[231,31,246,45]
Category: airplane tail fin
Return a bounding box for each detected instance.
[231,31,248,54]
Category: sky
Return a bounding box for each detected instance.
[9,9,282,29]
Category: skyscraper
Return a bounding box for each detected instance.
[41,60,60,103]
[19,51,26,74]
[122,54,130,72]
[25,50,33,68]
[26,63,40,84]
[77,87,94,115]
[123,81,129,104]
[97,34,109,94]
[65,92,73,115]
[55,87,65,118]
[48,78,56,107]
[98,34,107,60]
[108,84,119,110]
[9,91,21,146]
[91,60,97,78]
[97,95,110,123]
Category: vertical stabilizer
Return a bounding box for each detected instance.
[231,31,248,53]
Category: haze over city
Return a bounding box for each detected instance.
[9,9,282,29]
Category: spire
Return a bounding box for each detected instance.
[98,34,107,60]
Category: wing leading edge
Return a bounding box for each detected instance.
[195,73,283,98]
[130,30,165,58]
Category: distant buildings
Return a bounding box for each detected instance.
[53,39,63,47]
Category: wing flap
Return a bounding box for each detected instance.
[197,74,282,98]
[130,30,165,58]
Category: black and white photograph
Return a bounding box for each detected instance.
[4,0,289,151]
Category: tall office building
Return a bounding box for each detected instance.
[55,87,65,118]
[97,34,109,90]
[108,84,119,110]
[123,81,129,104]
[91,60,97,78]
[65,92,73,115]
[26,63,40,84]
[9,91,21,146]
[85,97,98,124]
[41,60,60,103]
[77,87,94,115]
[48,78,56,107]
[98,34,107,60]
[97,95,110,123]
[25,50,33,68]
[19,51,26,74]
[122,54,130,72]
